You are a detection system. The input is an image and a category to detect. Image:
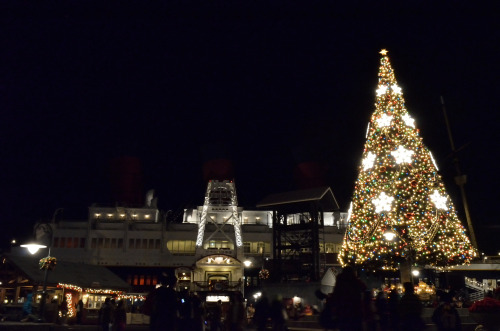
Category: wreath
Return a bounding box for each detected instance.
[39,256,57,270]
[258,268,270,280]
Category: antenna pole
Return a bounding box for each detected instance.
[440,96,478,251]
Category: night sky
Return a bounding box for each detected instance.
[2,1,499,254]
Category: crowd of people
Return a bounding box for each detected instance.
[144,271,294,331]
[143,266,464,331]
[97,297,128,331]
[319,265,469,331]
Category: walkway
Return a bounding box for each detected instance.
[0,308,481,331]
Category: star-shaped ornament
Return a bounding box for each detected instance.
[380,49,388,55]
[402,114,415,128]
[391,147,413,164]
[362,152,376,171]
[376,114,393,127]
[376,85,388,96]
[391,84,402,94]
[430,190,447,210]
[373,192,394,213]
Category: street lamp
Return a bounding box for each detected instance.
[21,223,54,322]
[21,242,47,255]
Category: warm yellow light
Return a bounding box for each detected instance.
[21,243,47,254]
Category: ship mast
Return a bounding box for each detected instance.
[440,96,478,251]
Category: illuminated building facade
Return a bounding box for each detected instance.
[12,181,348,299]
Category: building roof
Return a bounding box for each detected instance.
[256,186,340,213]
[3,253,130,291]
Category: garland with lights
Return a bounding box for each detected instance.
[65,293,75,317]
[339,49,477,270]
[57,283,123,295]
[58,283,82,292]
[117,294,146,301]
[39,257,57,270]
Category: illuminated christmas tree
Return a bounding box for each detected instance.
[339,50,477,277]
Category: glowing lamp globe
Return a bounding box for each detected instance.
[383,231,396,241]
[21,243,47,255]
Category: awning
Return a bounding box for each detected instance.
[2,254,130,291]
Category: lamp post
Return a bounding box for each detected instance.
[21,223,54,322]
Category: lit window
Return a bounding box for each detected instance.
[243,242,250,253]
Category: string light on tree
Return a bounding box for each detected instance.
[340,49,477,270]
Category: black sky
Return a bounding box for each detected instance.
[1,1,499,253]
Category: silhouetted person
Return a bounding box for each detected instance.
[60,296,70,325]
[188,292,204,331]
[328,265,367,331]
[432,295,462,331]
[210,300,223,331]
[254,294,270,331]
[320,293,337,330]
[269,295,287,331]
[398,282,424,331]
[375,291,389,331]
[246,303,255,326]
[114,299,127,331]
[149,272,179,331]
[76,299,84,324]
[388,289,400,331]
[99,297,114,331]
[363,290,376,331]
[21,293,37,322]
[45,298,59,323]
[227,292,246,331]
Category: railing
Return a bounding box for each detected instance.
[465,277,497,292]
[469,290,485,302]
[464,277,493,302]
